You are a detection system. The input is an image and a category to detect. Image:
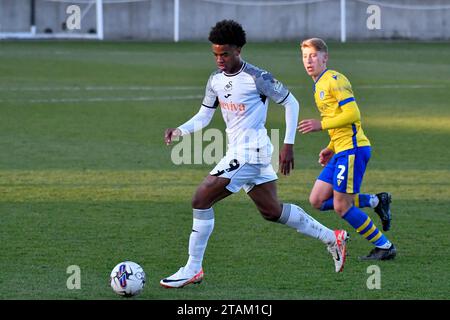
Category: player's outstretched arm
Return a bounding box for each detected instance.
[164,105,216,145]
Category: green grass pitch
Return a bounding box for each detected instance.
[0,41,449,299]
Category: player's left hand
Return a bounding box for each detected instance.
[298,119,322,134]
[279,144,294,176]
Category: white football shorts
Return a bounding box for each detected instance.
[209,156,278,193]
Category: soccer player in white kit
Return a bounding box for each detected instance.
[161,20,349,288]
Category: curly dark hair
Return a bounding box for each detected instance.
[208,20,247,48]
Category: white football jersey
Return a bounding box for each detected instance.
[201,61,291,164]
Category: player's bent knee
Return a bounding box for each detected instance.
[191,177,231,209]
[309,192,326,210]
[309,195,323,210]
[191,187,213,209]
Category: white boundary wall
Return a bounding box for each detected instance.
[1,0,450,41]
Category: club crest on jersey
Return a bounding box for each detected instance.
[224,81,233,91]
[320,91,325,100]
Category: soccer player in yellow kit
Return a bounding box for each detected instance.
[298,38,396,260]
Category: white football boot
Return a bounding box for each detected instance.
[327,230,349,272]
[160,267,204,288]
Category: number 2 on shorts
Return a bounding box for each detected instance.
[337,164,346,180]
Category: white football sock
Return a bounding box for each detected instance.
[370,195,379,208]
[185,207,214,273]
[278,203,336,245]
[376,240,392,250]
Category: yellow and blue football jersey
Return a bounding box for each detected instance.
[313,69,370,154]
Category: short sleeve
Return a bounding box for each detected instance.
[253,70,290,104]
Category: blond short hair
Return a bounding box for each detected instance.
[301,38,328,53]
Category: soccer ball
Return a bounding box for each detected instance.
[110,261,146,297]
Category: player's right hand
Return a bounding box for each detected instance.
[164,128,181,145]
[279,144,294,176]
[318,148,334,166]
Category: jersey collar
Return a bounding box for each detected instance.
[224,61,246,77]
[313,68,328,93]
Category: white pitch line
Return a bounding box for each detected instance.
[0,84,447,104]
[0,85,202,92]
[0,95,204,104]
[356,84,448,89]
[0,84,447,92]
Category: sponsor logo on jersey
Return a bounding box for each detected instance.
[320,90,325,100]
[219,100,245,112]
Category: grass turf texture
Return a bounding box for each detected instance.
[0,41,449,299]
